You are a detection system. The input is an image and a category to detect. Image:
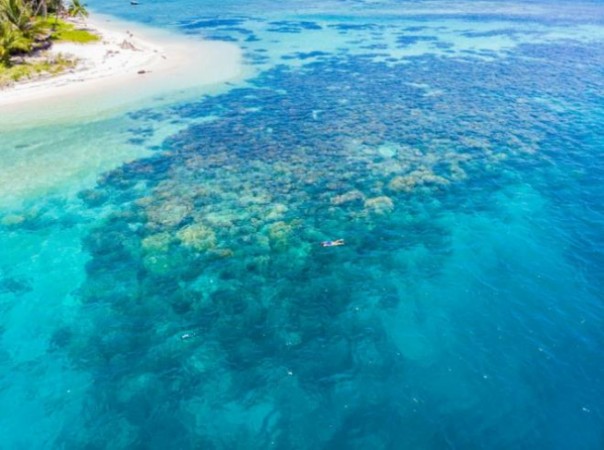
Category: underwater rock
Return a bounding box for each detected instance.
[146,199,192,227]
[266,203,289,220]
[331,190,365,206]
[142,243,190,274]
[364,196,394,214]
[143,253,179,276]
[141,232,174,253]
[267,221,293,249]
[388,176,415,192]
[449,161,467,181]
[79,189,108,207]
[203,211,236,229]
[177,223,217,251]
[251,234,271,252]
[246,254,271,274]
[134,196,154,207]
[388,168,450,193]
[239,193,272,206]
[209,248,235,259]
[1,214,25,227]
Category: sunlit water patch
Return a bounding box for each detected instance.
[32,35,604,448]
[1,1,604,449]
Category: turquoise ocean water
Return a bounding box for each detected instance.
[1,0,604,448]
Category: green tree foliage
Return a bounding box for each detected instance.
[1,0,35,35]
[0,0,88,67]
[67,0,87,19]
[0,20,30,65]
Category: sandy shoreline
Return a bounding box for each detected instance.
[0,17,165,105]
[0,13,243,125]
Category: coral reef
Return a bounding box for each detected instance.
[36,22,604,449]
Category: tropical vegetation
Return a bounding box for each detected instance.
[0,0,94,85]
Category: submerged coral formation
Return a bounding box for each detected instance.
[6,12,601,449]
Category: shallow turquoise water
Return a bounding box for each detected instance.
[1,1,604,448]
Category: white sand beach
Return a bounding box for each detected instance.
[0,13,243,125]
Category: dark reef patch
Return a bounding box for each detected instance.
[55,33,604,449]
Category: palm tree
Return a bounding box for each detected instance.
[44,0,63,28]
[0,0,42,40]
[67,0,87,19]
[30,0,49,18]
[0,21,31,66]
[1,0,31,30]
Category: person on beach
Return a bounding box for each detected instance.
[321,239,345,247]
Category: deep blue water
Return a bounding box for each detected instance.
[1,1,604,448]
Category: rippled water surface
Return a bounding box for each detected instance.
[1,1,603,448]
